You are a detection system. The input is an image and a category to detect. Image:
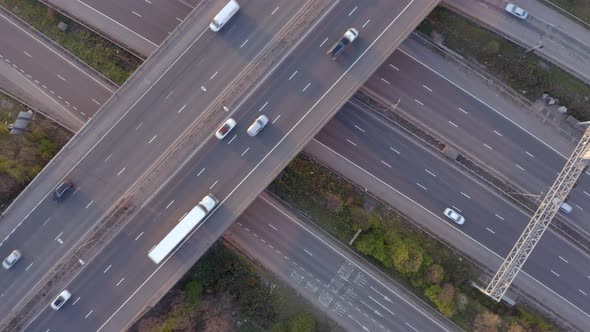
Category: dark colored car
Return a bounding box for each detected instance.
[54,179,74,200]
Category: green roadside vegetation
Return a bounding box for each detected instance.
[0,0,141,85]
[417,6,590,121]
[548,0,590,26]
[268,154,558,331]
[0,92,71,210]
[131,242,340,332]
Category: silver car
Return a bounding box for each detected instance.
[2,250,22,270]
[505,4,528,19]
[443,208,465,225]
[247,115,269,136]
[51,290,72,310]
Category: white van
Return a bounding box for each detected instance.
[559,202,573,214]
[210,0,240,32]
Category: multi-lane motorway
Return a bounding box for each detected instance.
[1,0,440,330]
[225,193,459,332]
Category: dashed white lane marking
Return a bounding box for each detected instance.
[346,139,357,146]
[320,37,328,47]
[135,122,143,130]
[85,310,93,318]
[302,82,311,92]
[148,135,157,144]
[389,147,400,154]
[304,249,313,256]
[348,6,357,16]
[104,265,112,273]
[54,232,63,241]
[117,167,126,176]
[458,107,468,114]
[424,169,436,177]
[580,289,588,296]
[381,160,392,168]
[164,90,174,99]
[362,19,370,28]
[354,125,365,133]
[550,270,560,277]
[135,232,144,241]
[258,101,268,112]
[271,6,279,15]
[559,256,569,263]
[525,151,535,158]
[116,278,125,286]
[515,164,525,171]
[85,201,94,209]
[451,205,462,212]
[405,322,419,332]
[92,98,101,105]
[289,71,298,80]
[389,63,399,71]
[57,74,66,81]
[228,135,237,145]
[145,0,151,3]
[72,297,81,305]
[240,39,248,48]
[132,11,142,17]
[460,192,471,199]
[493,130,502,136]
[576,204,584,211]
[177,104,186,113]
[209,180,218,189]
[209,72,218,80]
[414,99,423,106]
[197,168,205,176]
[369,295,395,316]
[25,263,33,271]
[23,51,32,57]
[422,84,432,92]
[176,17,183,22]
[416,183,427,191]
[272,115,281,124]
[547,39,565,49]
[241,147,250,157]
[483,143,493,150]
[43,217,52,226]
[380,77,391,85]
[448,121,458,128]
[486,227,495,234]
[268,224,278,231]
[584,191,590,197]
[165,200,174,209]
[495,214,504,221]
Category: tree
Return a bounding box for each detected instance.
[474,310,502,332]
[439,284,455,305]
[426,264,445,284]
[355,229,389,267]
[286,312,316,332]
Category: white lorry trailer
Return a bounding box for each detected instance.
[148,194,218,264]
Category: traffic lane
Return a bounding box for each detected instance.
[321,103,590,313]
[3,0,308,323]
[79,0,190,44]
[366,51,560,194]
[29,0,433,328]
[234,194,456,331]
[366,49,590,231]
[523,232,590,304]
[0,12,113,120]
[232,216,422,332]
[317,104,526,254]
[0,0,302,293]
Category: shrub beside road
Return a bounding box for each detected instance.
[269,154,557,331]
[418,6,590,121]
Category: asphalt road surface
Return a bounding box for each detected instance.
[314,100,590,322]
[2,0,438,330]
[225,193,459,332]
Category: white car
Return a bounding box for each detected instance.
[2,250,22,270]
[51,290,72,310]
[505,4,528,19]
[215,118,237,140]
[443,208,465,225]
[247,115,269,136]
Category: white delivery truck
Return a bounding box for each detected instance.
[148,194,218,264]
[210,0,240,32]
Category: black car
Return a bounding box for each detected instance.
[54,179,74,200]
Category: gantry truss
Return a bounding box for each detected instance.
[483,126,590,301]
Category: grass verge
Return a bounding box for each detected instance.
[0,0,141,85]
[417,6,590,121]
[130,242,340,332]
[268,154,559,331]
[547,0,590,26]
[0,91,71,210]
